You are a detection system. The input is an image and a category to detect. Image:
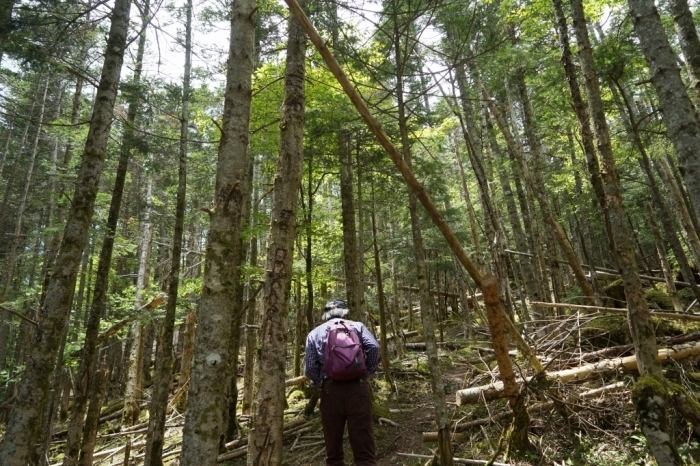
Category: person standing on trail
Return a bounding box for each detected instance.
[304,299,381,466]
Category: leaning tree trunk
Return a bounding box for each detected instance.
[63,2,149,459]
[246,6,306,463]
[179,0,255,460]
[283,0,533,457]
[610,77,700,303]
[655,155,700,266]
[569,0,681,461]
[143,0,190,461]
[479,83,596,306]
[627,0,700,239]
[0,0,132,462]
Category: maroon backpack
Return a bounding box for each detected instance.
[323,320,367,381]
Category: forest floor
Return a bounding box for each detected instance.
[40,298,700,466]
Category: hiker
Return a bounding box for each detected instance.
[304,299,381,466]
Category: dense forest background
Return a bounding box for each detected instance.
[2,0,700,463]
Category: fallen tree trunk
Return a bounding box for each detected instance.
[405,341,470,350]
[532,301,700,322]
[218,420,312,461]
[387,330,419,340]
[400,286,483,301]
[285,375,309,387]
[426,382,627,440]
[456,341,700,404]
[504,249,693,288]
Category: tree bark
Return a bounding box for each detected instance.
[339,131,364,323]
[479,83,596,305]
[242,162,260,416]
[0,0,132,462]
[644,201,684,313]
[122,169,153,428]
[76,367,109,466]
[246,6,305,463]
[392,10,453,463]
[568,0,679,461]
[143,0,190,460]
[176,309,196,411]
[627,0,700,237]
[668,0,700,103]
[63,3,149,460]
[370,181,394,389]
[179,0,255,460]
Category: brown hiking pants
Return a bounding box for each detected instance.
[320,378,376,466]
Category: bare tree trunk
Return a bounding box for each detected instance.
[176,309,196,411]
[668,0,700,103]
[179,0,255,459]
[451,133,483,268]
[76,367,109,466]
[63,2,149,459]
[644,201,684,313]
[246,6,305,463]
[143,0,190,460]
[1,78,49,302]
[123,171,153,427]
[0,0,132,461]
[242,163,260,416]
[655,155,700,266]
[370,181,394,389]
[393,12,453,464]
[569,0,680,461]
[339,132,364,323]
[480,82,596,305]
[627,0,700,237]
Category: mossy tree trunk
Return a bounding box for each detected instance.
[64,1,149,459]
[0,0,132,462]
[627,0,700,236]
[179,0,255,459]
[568,0,681,461]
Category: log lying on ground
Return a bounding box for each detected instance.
[532,301,700,322]
[405,341,470,350]
[425,382,626,440]
[504,249,693,288]
[397,452,511,466]
[400,286,483,301]
[387,330,419,340]
[223,417,308,450]
[285,375,309,387]
[456,341,700,405]
[217,420,312,462]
